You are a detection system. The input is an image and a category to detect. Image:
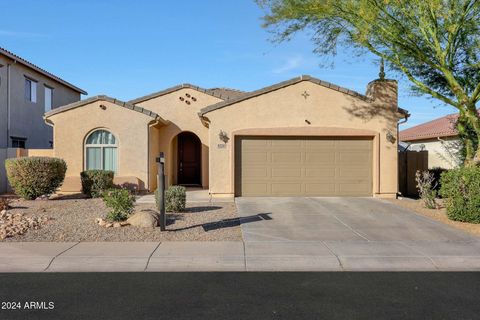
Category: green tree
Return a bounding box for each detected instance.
[257,0,480,165]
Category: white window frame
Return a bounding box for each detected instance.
[84,129,119,172]
[44,85,53,112]
[25,77,37,103]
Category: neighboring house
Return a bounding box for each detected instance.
[44,75,408,198]
[399,113,462,169]
[0,47,86,149]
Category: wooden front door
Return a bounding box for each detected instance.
[177,132,201,185]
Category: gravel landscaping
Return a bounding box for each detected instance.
[2,196,242,241]
[387,198,480,236]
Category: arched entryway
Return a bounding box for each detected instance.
[177,131,202,186]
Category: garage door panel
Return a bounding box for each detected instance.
[242,183,268,195]
[271,139,303,148]
[236,136,373,197]
[305,167,336,178]
[337,151,371,164]
[336,139,372,150]
[271,167,302,178]
[243,152,269,163]
[338,169,371,180]
[305,183,336,195]
[305,139,335,149]
[338,183,371,195]
[305,152,336,163]
[271,183,302,195]
[243,167,269,178]
[243,139,269,148]
[271,152,302,163]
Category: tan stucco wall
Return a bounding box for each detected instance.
[408,137,461,169]
[136,88,222,190]
[204,81,400,198]
[47,100,155,190]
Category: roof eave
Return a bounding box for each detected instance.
[0,48,87,95]
[44,95,163,121]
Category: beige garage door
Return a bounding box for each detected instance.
[235,136,373,197]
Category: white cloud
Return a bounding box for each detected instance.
[273,55,303,74]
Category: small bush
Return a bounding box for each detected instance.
[80,170,114,198]
[5,157,67,200]
[102,188,135,222]
[415,170,438,209]
[440,167,480,223]
[156,185,186,212]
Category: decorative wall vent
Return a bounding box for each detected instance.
[179,93,197,105]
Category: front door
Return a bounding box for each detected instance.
[177,132,201,185]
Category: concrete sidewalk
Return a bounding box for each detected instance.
[1,240,479,272]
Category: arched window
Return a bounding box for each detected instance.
[85,129,118,172]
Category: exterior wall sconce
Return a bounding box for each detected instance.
[305,119,311,125]
[219,130,229,143]
[386,131,396,143]
[99,104,107,110]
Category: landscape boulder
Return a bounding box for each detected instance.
[126,210,159,228]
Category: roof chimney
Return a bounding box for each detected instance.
[366,59,398,108]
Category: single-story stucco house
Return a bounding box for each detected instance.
[400,112,463,169]
[44,75,408,199]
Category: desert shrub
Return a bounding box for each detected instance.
[415,170,438,209]
[102,188,135,221]
[80,170,114,198]
[156,185,186,212]
[5,157,67,200]
[440,167,480,223]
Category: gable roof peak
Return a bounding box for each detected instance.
[44,95,167,123]
[199,75,370,116]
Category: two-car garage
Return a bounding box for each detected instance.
[235,136,373,197]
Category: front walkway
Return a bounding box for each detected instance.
[136,188,234,204]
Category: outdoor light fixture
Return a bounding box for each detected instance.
[219,130,229,143]
[99,104,107,110]
[386,131,396,143]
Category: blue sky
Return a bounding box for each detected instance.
[1,0,458,129]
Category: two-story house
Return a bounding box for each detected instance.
[0,47,86,149]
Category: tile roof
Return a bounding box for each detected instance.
[129,84,244,105]
[205,87,246,100]
[44,95,168,124]
[399,112,459,142]
[0,47,87,95]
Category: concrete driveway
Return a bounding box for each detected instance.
[236,197,474,242]
[236,197,480,271]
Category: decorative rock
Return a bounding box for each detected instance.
[120,221,130,226]
[95,218,102,224]
[105,223,113,228]
[49,194,61,200]
[113,222,121,228]
[126,210,159,228]
[99,220,106,226]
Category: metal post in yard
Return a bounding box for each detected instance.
[156,152,166,231]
